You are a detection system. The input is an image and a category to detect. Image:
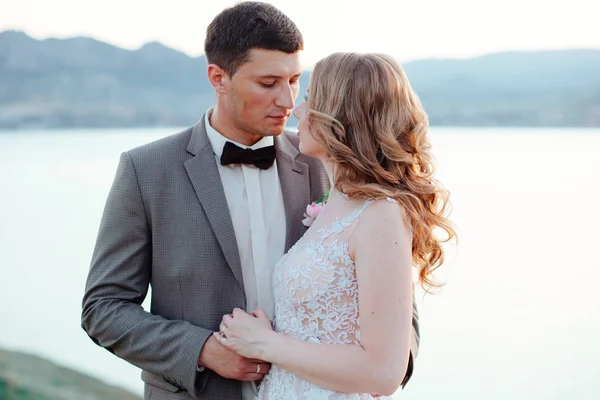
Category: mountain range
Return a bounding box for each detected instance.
[1,30,599,129]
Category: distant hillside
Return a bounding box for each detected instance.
[1,30,599,129]
[0,348,140,400]
[402,50,600,127]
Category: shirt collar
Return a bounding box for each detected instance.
[204,107,275,159]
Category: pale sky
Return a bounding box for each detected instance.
[1,0,598,67]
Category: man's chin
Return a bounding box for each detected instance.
[262,124,287,137]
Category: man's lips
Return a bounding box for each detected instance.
[268,115,289,120]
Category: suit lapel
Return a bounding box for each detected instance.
[183,117,244,289]
[275,134,311,251]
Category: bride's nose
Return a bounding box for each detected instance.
[293,102,304,119]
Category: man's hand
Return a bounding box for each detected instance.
[198,334,271,381]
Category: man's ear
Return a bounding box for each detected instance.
[207,64,229,94]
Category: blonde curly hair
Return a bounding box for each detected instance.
[306,52,456,292]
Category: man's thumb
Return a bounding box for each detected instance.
[252,309,268,319]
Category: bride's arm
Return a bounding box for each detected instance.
[217,201,414,395]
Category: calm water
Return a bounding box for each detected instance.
[1,127,599,399]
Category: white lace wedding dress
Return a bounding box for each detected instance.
[257,199,395,400]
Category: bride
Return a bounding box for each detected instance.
[214,52,456,399]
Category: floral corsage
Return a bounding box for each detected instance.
[302,191,329,227]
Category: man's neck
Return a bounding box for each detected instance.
[209,105,262,147]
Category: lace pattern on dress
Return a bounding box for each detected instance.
[257,199,397,400]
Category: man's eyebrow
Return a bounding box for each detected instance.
[257,73,302,79]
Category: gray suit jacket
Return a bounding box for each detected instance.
[81,118,419,399]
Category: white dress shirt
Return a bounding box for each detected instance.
[205,110,286,319]
[205,110,286,399]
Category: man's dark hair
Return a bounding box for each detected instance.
[204,1,303,76]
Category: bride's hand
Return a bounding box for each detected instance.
[214,308,275,360]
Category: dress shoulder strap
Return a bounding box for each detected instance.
[317,199,375,241]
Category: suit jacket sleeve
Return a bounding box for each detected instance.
[81,151,212,397]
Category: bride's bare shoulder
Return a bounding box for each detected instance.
[350,198,410,250]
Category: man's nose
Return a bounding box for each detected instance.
[275,83,295,110]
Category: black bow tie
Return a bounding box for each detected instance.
[220,141,276,170]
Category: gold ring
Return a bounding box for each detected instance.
[256,363,261,374]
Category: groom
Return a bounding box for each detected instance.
[81,2,418,400]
